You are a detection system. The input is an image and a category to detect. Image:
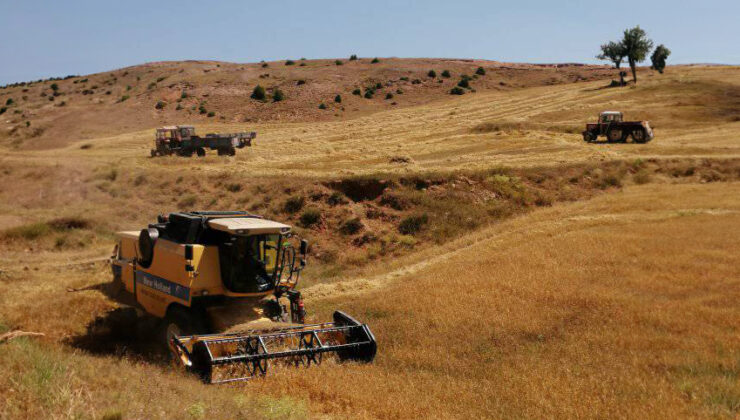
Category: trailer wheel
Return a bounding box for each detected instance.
[196,147,206,157]
[631,129,647,143]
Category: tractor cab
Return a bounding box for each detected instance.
[598,111,623,135]
[155,125,195,147]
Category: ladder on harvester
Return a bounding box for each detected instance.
[170,311,377,384]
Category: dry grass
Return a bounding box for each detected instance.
[1,65,740,418]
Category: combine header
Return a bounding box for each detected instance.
[172,311,376,383]
[109,211,376,382]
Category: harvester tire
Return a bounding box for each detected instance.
[162,305,209,353]
[196,147,206,157]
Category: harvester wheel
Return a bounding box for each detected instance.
[162,306,209,354]
[196,147,206,157]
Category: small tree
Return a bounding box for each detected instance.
[251,85,266,100]
[352,88,361,96]
[597,41,627,69]
[475,67,486,76]
[441,70,451,78]
[285,60,295,66]
[334,94,342,103]
[50,83,59,91]
[349,54,358,61]
[371,58,380,64]
[335,60,343,66]
[272,88,285,102]
[651,44,671,74]
[428,70,437,78]
[621,26,653,84]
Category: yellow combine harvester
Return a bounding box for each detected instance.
[109,211,376,383]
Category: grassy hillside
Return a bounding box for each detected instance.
[0,58,616,149]
[0,62,739,419]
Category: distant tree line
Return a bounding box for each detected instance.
[597,25,671,85]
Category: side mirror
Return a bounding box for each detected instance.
[300,239,308,255]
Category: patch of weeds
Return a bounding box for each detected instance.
[283,196,305,213]
[339,217,363,235]
[299,208,321,227]
[399,214,428,235]
[327,191,347,206]
[186,402,206,419]
[179,194,197,208]
[633,170,651,185]
[225,183,242,192]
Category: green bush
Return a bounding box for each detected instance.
[0,107,6,115]
[458,78,470,88]
[375,82,383,90]
[261,62,269,68]
[371,58,380,64]
[335,60,343,66]
[285,60,295,66]
[327,191,347,206]
[5,98,13,105]
[399,214,429,235]
[476,67,486,75]
[207,111,215,117]
[251,85,266,100]
[427,70,437,78]
[299,208,321,227]
[119,95,129,102]
[296,80,306,85]
[385,92,393,100]
[284,196,305,213]
[352,88,361,96]
[441,70,451,78]
[349,54,358,61]
[340,217,363,235]
[450,87,465,95]
[396,89,404,94]
[273,88,285,102]
[318,103,327,109]
[199,105,207,114]
[50,83,59,91]
[334,94,342,103]
[155,100,166,109]
[180,91,188,99]
[364,90,374,99]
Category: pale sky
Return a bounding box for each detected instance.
[1,0,738,84]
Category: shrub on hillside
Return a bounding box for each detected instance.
[334,94,342,103]
[318,103,327,109]
[385,92,393,100]
[364,90,374,99]
[180,91,188,99]
[349,54,358,61]
[207,111,215,117]
[284,196,305,213]
[50,83,59,91]
[296,80,306,85]
[396,88,404,94]
[399,214,429,235]
[352,88,361,96]
[450,87,465,95]
[371,58,380,64]
[0,107,6,115]
[375,82,383,90]
[261,62,268,68]
[5,98,13,106]
[299,208,321,227]
[458,78,470,88]
[476,67,486,75]
[339,217,363,235]
[155,100,166,110]
[272,88,285,102]
[427,70,436,78]
[411,79,421,84]
[251,85,266,100]
[119,95,129,102]
[335,60,343,66]
[285,60,295,66]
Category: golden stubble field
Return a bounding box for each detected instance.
[0,64,739,419]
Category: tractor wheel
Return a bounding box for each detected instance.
[227,148,236,156]
[607,128,624,143]
[196,147,206,157]
[631,129,647,143]
[583,132,595,142]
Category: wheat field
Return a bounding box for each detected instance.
[0,64,739,419]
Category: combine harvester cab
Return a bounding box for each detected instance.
[110,211,377,383]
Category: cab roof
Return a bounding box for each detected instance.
[208,217,291,235]
[600,111,622,115]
